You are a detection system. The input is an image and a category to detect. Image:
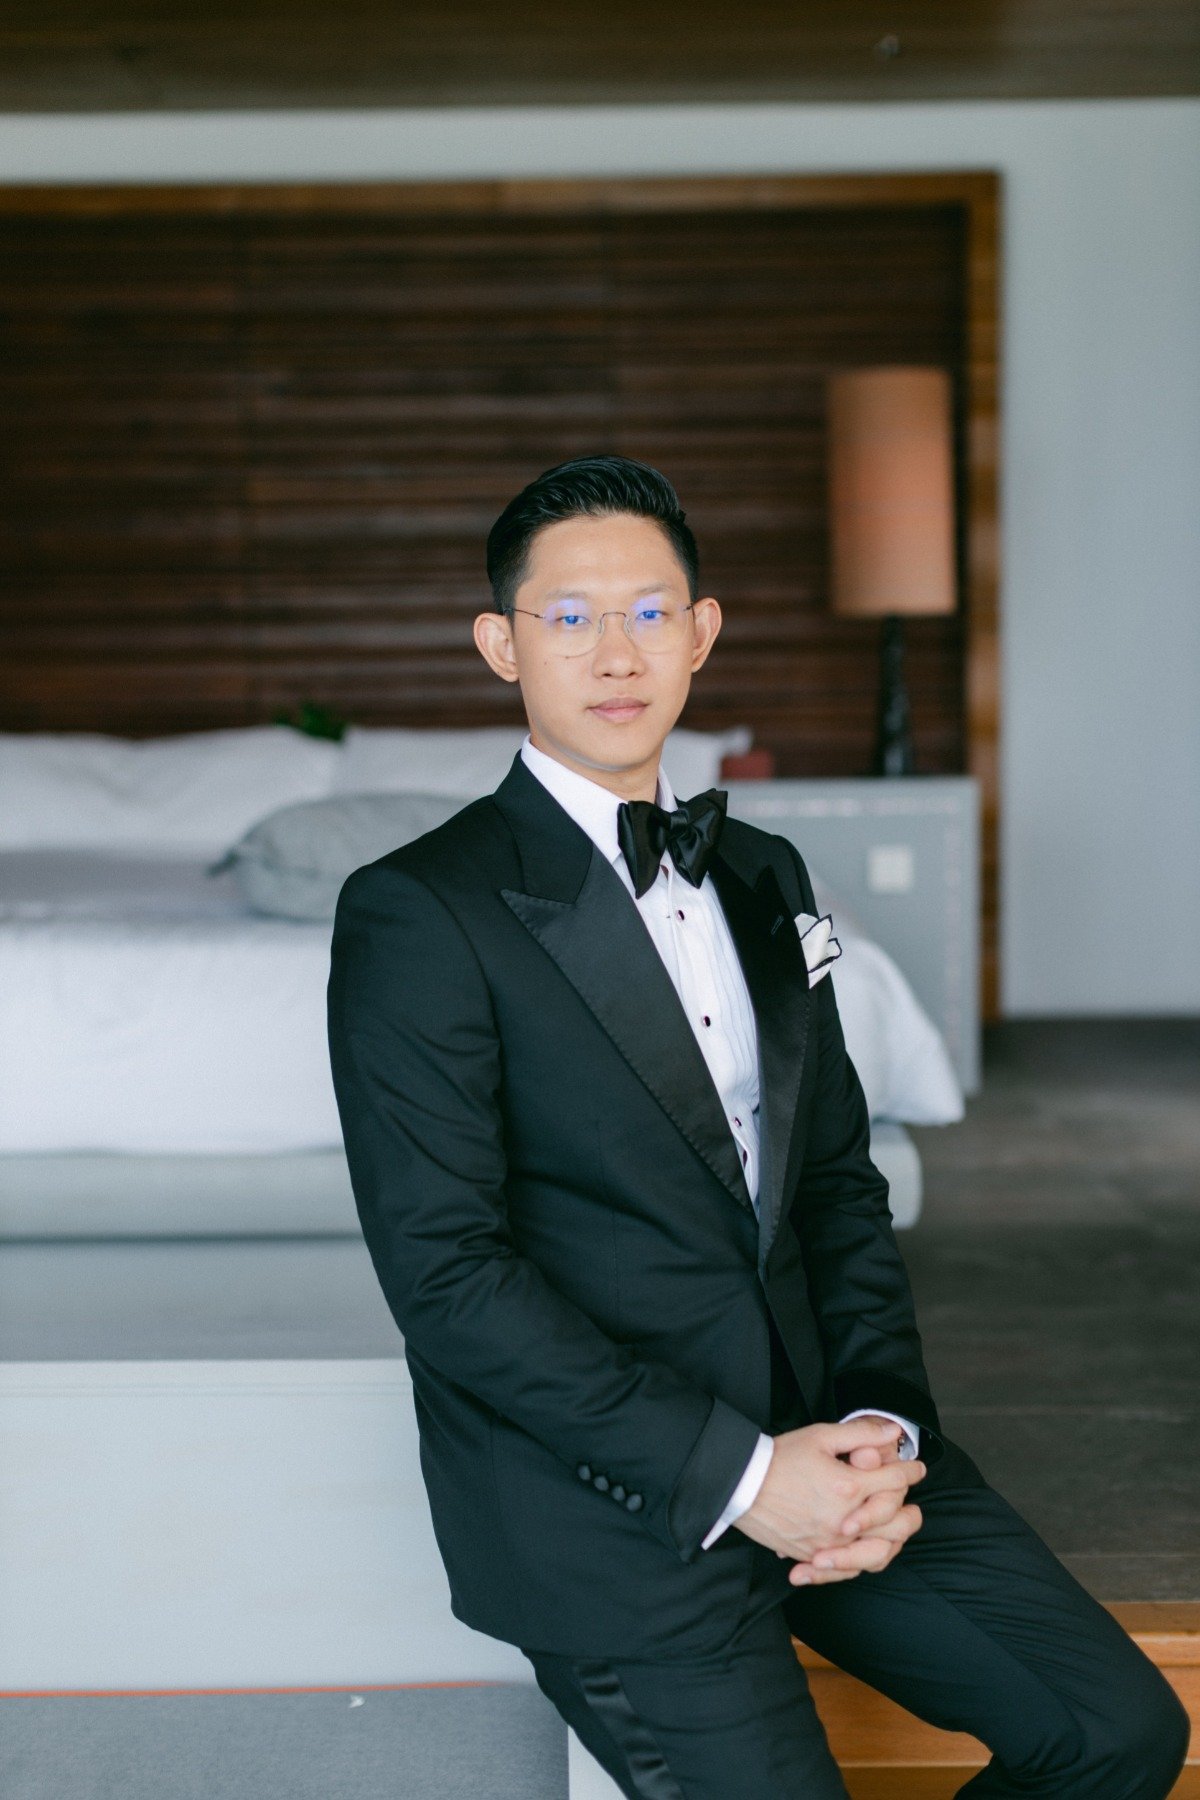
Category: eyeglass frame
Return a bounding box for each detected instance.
[500,598,696,653]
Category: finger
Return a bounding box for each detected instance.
[790,1562,862,1587]
[844,1445,884,1471]
[817,1507,924,1564]
[810,1536,895,1576]
[846,1443,900,1471]
[845,1490,899,1533]
[805,1506,923,1572]
[873,1502,924,1544]
[844,1501,924,1544]
[821,1418,906,1458]
[838,1488,907,1536]
[822,1459,913,1526]
[846,1460,925,1510]
[871,1457,925,1493]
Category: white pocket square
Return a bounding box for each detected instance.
[793,911,842,987]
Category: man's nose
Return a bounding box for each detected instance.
[591,612,643,671]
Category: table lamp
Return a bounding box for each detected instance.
[826,365,958,775]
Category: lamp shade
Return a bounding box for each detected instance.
[827,365,957,618]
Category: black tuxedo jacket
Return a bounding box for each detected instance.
[326,748,943,1660]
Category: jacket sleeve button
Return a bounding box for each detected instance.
[625,1492,643,1512]
[611,1484,626,1502]
[593,1474,610,1492]
[577,1464,591,1482]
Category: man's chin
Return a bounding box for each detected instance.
[543,721,660,760]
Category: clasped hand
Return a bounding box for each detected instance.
[734,1416,925,1587]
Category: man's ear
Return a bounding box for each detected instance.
[474,610,521,684]
[690,596,722,673]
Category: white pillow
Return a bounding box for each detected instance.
[209,790,467,919]
[0,726,339,854]
[331,724,753,801]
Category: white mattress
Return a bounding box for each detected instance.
[0,851,341,1155]
[0,849,962,1156]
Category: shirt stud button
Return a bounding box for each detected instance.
[702,1015,711,1026]
[677,909,685,919]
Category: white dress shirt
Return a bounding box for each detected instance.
[518,734,918,1550]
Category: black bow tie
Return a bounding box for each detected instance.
[616,787,728,899]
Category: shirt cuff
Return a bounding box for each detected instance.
[839,1407,920,1460]
[700,1431,774,1550]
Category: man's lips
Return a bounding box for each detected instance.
[591,700,648,719]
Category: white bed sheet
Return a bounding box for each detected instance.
[0,850,962,1155]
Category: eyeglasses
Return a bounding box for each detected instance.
[504,599,695,657]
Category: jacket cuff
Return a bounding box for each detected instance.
[665,1395,767,1563]
[832,1370,944,1465]
[701,1431,775,1550]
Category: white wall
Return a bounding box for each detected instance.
[1,99,1197,1015]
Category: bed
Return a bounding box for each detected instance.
[0,725,967,1238]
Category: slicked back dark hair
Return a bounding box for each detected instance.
[486,453,699,616]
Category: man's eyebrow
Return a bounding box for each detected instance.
[542,583,671,600]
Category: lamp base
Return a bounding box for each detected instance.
[873,613,917,777]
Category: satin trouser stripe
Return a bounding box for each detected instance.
[575,1659,687,1799]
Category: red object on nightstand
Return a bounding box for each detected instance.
[719,748,776,780]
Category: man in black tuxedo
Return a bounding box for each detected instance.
[326,456,1188,1797]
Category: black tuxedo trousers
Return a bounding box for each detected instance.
[326,751,1188,1791]
[526,1441,1189,1798]
[524,1348,1189,1798]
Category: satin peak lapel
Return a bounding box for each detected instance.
[705,847,813,1267]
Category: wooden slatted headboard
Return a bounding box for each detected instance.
[0,173,1000,1012]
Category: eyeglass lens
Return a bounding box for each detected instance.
[539,601,689,654]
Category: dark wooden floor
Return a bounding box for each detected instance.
[907,1018,1200,1601]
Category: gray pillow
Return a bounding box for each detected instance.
[207,790,469,919]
